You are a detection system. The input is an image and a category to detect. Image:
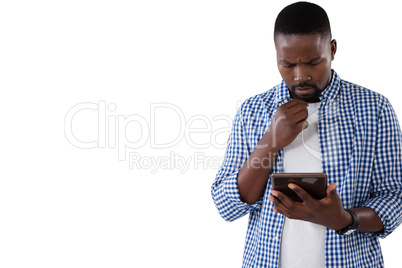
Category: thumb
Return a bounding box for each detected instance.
[327,183,337,197]
[302,120,309,130]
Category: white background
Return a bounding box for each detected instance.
[1,0,401,267]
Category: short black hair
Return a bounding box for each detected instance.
[274,2,331,39]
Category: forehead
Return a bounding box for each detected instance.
[274,34,329,60]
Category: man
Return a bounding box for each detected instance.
[211,2,402,267]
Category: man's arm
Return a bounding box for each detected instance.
[359,98,402,237]
[211,98,309,221]
[353,207,384,233]
[210,100,269,221]
[237,99,309,204]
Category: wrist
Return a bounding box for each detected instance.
[258,132,280,154]
[332,209,353,231]
[335,209,360,235]
[340,209,353,229]
[266,145,279,156]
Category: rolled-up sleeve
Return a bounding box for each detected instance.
[362,99,402,238]
[211,103,263,222]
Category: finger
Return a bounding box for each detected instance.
[292,120,307,135]
[269,194,284,211]
[284,99,309,109]
[327,183,337,197]
[273,203,301,220]
[302,120,309,130]
[269,194,289,214]
[291,120,308,134]
[288,183,312,203]
[269,195,302,220]
[288,108,308,126]
[325,183,341,202]
[287,103,308,117]
[271,189,299,211]
[289,98,309,106]
[292,111,308,125]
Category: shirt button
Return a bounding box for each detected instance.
[274,235,279,241]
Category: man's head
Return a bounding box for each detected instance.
[274,2,337,102]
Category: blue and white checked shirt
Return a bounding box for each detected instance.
[211,70,402,267]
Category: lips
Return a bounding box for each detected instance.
[294,86,314,96]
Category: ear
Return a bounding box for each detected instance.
[330,39,337,61]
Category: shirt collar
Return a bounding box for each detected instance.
[274,81,291,105]
[274,69,341,105]
[319,69,341,103]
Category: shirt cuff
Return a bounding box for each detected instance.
[360,197,395,239]
[223,169,263,209]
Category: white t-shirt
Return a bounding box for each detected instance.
[279,102,326,268]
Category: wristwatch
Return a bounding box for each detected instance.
[336,209,360,235]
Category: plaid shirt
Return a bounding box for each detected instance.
[211,70,402,267]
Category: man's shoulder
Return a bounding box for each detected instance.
[235,85,281,124]
[241,84,281,110]
[337,78,392,119]
[340,79,387,104]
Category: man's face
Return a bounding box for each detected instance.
[275,34,337,102]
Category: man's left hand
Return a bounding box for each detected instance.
[269,183,352,231]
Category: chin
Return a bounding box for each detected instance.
[290,86,323,102]
[292,93,320,103]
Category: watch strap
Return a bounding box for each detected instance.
[336,209,360,235]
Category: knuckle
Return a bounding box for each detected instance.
[287,202,296,210]
[275,192,285,201]
[299,194,309,201]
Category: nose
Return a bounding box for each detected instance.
[293,66,311,83]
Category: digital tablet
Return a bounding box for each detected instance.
[271,173,327,202]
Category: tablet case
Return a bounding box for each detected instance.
[271,173,327,202]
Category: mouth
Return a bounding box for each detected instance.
[294,86,315,96]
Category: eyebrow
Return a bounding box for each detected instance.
[280,57,321,64]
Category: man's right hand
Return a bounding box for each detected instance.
[237,99,309,204]
[265,99,309,152]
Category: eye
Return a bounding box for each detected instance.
[282,63,296,68]
[308,61,321,66]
